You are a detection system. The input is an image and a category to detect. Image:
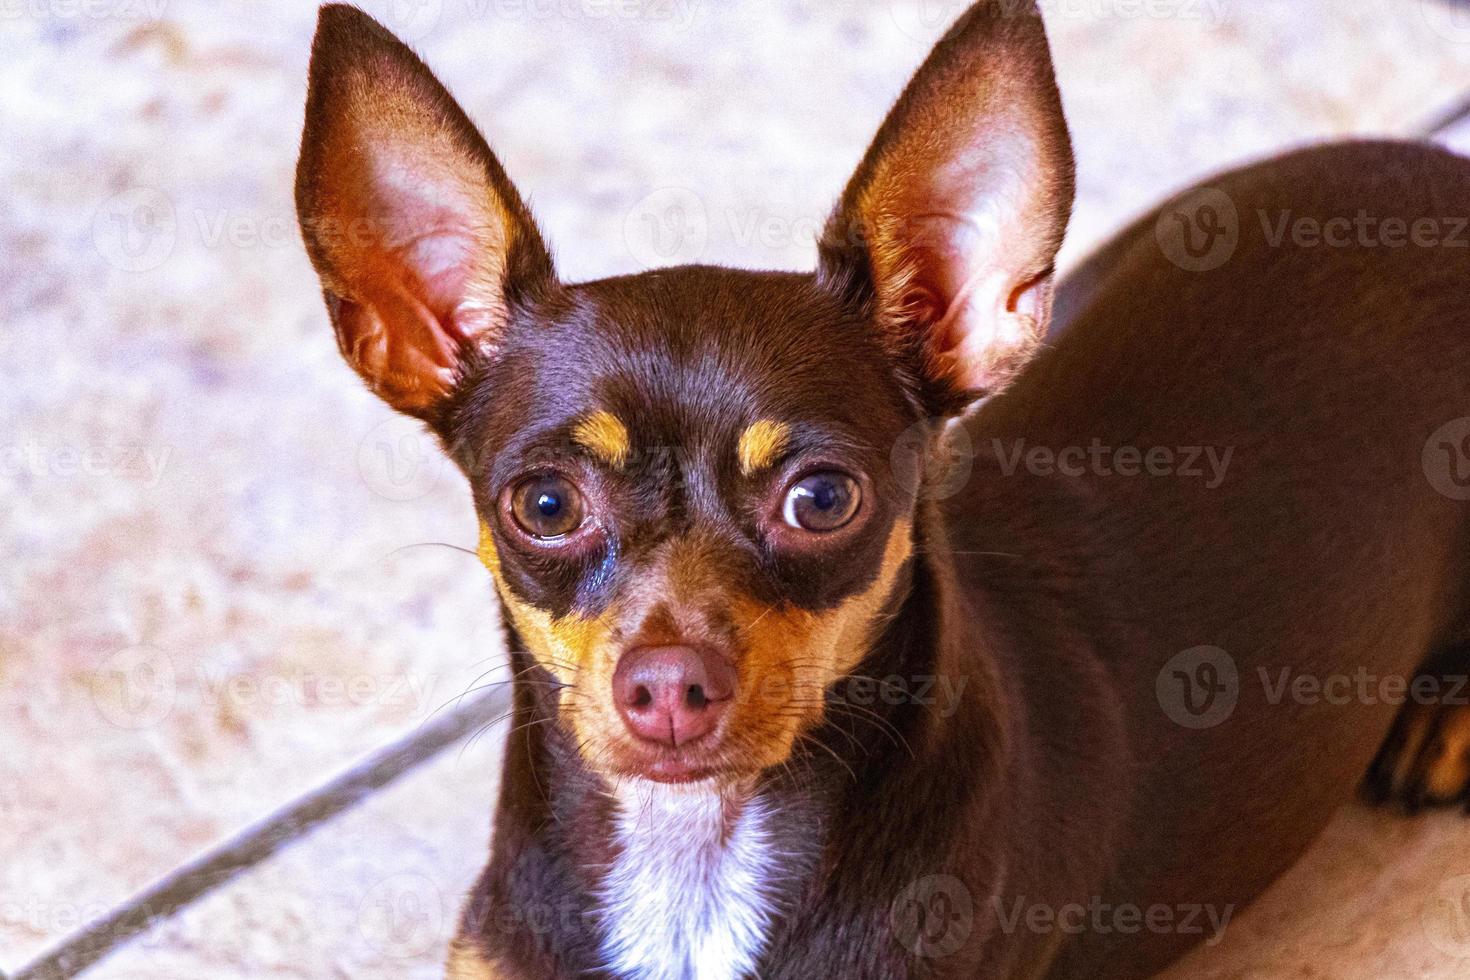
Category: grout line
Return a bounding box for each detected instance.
[8,685,513,980]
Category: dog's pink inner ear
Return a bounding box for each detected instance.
[312,145,509,413]
[876,145,1062,393]
[822,2,1074,405]
[295,5,551,420]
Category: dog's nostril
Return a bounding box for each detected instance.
[686,684,707,710]
[632,685,653,709]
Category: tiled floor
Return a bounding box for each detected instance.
[83,729,503,980]
[2,0,1469,976]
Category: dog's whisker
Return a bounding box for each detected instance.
[381,541,483,561]
[793,731,858,783]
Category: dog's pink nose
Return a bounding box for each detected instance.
[612,646,736,747]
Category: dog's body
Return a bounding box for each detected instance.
[444,142,1470,980]
[294,5,1470,978]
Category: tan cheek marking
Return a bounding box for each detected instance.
[476,518,503,577]
[729,519,913,767]
[826,518,915,673]
[572,410,631,469]
[737,419,791,476]
[477,520,609,698]
[795,518,914,683]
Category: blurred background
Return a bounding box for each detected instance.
[2,0,1470,976]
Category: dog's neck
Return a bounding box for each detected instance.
[596,780,779,980]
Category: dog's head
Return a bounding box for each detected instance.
[295,2,1072,785]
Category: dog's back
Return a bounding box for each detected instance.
[960,140,1470,977]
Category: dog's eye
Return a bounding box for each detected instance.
[509,475,586,539]
[782,472,860,532]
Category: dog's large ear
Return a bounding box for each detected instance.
[819,1,1073,410]
[295,4,554,422]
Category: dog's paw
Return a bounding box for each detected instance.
[1366,699,1470,812]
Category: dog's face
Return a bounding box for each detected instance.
[296,2,1072,785]
[455,269,920,783]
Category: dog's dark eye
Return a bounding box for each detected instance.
[510,475,586,539]
[782,472,860,532]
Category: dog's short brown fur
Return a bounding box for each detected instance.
[295,3,1470,977]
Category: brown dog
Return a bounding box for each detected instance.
[294,2,1470,977]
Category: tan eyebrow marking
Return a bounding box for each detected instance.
[572,410,631,468]
[737,419,792,476]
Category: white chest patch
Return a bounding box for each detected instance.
[598,782,778,980]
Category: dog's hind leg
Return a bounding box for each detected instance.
[1365,643,1470,813]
